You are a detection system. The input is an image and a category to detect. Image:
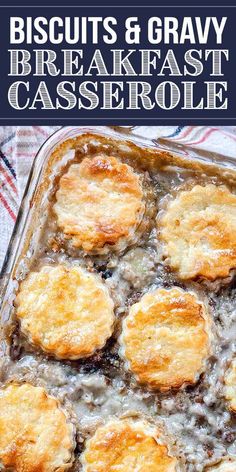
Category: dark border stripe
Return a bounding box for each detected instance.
[0,150,16,179]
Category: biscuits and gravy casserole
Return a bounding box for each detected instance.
[1,128,236,471]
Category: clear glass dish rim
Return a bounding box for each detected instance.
[1,124,236,309]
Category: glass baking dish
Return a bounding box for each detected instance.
[1,125,236,299]
[1,125,236,471]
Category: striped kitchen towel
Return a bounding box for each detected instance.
[1,125,236,271]
[0,126,59,271]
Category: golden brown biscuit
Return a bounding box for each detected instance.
[15,264,114,359]
[0,383,74,472]
[205,458,236,471]
[158,184,236,280]
[224,358,236,412]
[120,287,211,391]
[80,418,178,471]
[54,155,145,253]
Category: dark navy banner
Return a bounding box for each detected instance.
[0,5,235,124]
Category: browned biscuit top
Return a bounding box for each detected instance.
[80,418,178,472]
[159,184,236,281]
[120,287,212,391]
[54,155,145,253]
[15,264,114,360]
[0,383,75,472]
[205,458,236,471]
